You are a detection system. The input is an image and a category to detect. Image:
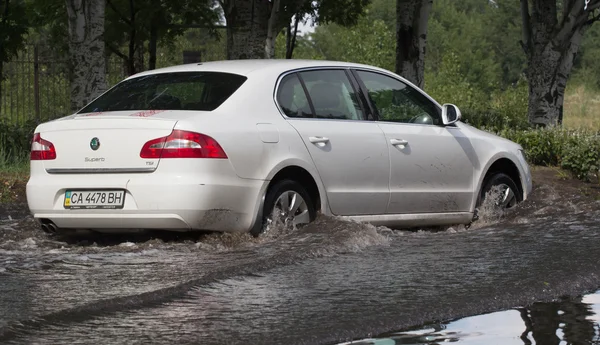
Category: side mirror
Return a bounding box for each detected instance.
[442,103,462,125]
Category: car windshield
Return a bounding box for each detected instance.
[79,72,247,113]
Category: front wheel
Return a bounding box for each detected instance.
[251,179,317,237]
[478,172,522,210]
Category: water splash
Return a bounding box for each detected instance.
[470,186,508,229]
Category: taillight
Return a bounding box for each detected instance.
[30,133,57,160]
[140,130,227,159]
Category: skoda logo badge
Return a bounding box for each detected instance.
[90,137,100,151]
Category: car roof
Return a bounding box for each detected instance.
[129,59,391,79]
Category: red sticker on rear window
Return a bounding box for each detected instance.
[130,110,165,117]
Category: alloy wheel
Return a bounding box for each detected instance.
[269,190,311,228]
[495,183,518,209]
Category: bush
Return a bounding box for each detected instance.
[456,82,529,131]
[0,119,38,164]
[560,132,600,181]
[497,128,565,166]
[498,127,600,182]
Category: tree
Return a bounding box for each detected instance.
[66,0,107,112]
[0,0,28,115]
[220,0,370,60]
[395,0,433,88]
[520,0,600,126]
[426,0,514,92]
[572,20,600,87]
[220,0,270,60]
[296,15,394,69]
[105,0,218,75]
[369,0,395,28]
[27,0,69,56]
[284,13,301,59]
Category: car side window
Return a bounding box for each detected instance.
[356,70,441,125]
[299,70,364,120]
[277,74,313,118]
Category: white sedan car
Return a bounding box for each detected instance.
[26,60,532,235]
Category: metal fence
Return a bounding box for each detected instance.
[0,45,127,124]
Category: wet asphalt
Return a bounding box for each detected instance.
[0,182,599,345]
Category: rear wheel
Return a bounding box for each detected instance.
[251,179,316,237]
[478,172,522,210]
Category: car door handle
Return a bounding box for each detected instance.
[390,139,409,146]
[309,136,330,144]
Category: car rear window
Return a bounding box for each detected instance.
[79,72,247,113]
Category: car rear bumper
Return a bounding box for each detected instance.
[26,161,267,233]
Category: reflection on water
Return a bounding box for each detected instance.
[342,291,600,345]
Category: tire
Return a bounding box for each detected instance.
[478,172,522,210]
[251,179,317,237]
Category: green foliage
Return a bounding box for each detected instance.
[25,0,68,56]
[105,0,219,73]
[0,149,29,174]
[427,0,502,91]
[560,132,600,181]
[155,28,227,66]
[424,51,529,131]
[296,0,533,95]
[459,80,530,132]
[294,13,394,70]
[498,128,600,181]
[424,52,487,113]
[366,0,394,28]
[572,23,600,90]
[498,128,566,166]
[0,0,29,66]
[314,0,371,26]
[0,118,37,164]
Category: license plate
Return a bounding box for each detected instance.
[64,190,126,209]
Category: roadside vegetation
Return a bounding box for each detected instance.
[0,148,28,203]
[0,119,32,202]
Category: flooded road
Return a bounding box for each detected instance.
[0,170,599,345]
[345,291,600,344]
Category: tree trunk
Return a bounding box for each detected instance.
[134,38,144,73]
[223,0,271,60]
[520,0,598,127]
[66,0,107,112]
[526,29,583,126]
[265,0,280,59]
[126,0,136,75]
[286,14,300,59]
[148,23,157,70]
[395,0,433,88]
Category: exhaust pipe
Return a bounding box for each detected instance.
[40,221,58,234]
[47,223,58,234]
[40,223,51,233]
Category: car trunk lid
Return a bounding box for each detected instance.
[38,110,189,173]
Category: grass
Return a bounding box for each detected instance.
[0,151,29,203]
[564,85,600,130]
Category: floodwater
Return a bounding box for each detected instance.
[0,182,599,345]
[340,291,600,344]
